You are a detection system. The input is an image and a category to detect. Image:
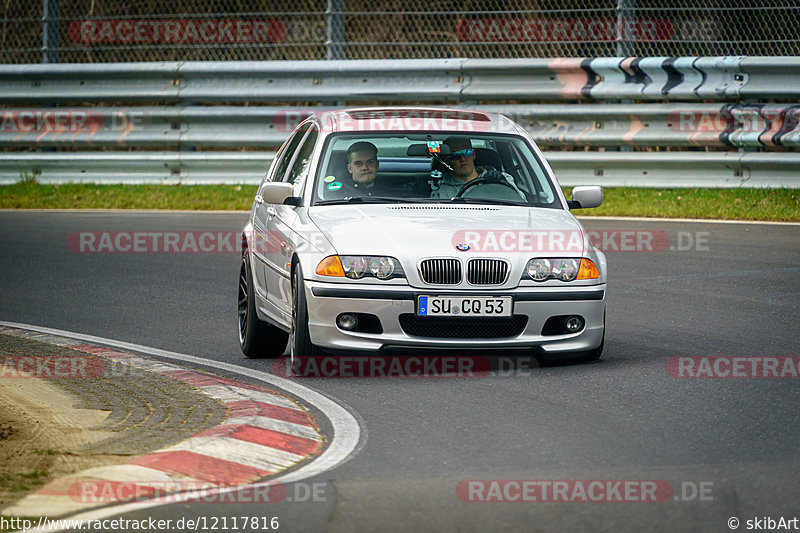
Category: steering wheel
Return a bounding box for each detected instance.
[454,172,525,201]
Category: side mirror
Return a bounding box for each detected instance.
[260,182,300,206]
[568,186,603,209]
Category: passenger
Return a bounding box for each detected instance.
[325,141,387,198]
[430,136,524,200]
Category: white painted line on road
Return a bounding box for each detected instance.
[0,209,251,214]
[1,321,363,533]
[578,215,800,226]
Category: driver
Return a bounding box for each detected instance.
[430,136,523,199]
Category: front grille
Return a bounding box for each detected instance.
[419,258,461,285]
[467,259,509,285]
[399,314,528,339]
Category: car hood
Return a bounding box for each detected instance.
[307,204,586,258]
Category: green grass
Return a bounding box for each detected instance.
[32,449,59,456]
[0,473,50,532]
[0,183,798,221]
[0,183,252,210]
[0,470,48,491]
[576,188,800,222]
[18,471,48,481]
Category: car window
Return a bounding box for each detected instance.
[270,123,310,185]
[313,133,561,208]
[503,139,555,204]
[285,126,319,186]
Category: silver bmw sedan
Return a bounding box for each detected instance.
[239,108,606,363]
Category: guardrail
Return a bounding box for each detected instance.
[0,57,798,187]
[3,104,797,150]
[5,151,798,188]
[0,152,274,184]
[2,57,799,102]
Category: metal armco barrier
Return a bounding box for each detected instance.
[0,152,275,184]
[2,57,800,103]
[0,57,798,187]
[4,151,798,188]
[0,60,464,103]
[0,107,293,148]
[479,104,800,149]
[3,104,797,150]
[546,152,800,188]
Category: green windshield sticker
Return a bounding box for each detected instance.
[327,182,342,191]
[324,175,336,183]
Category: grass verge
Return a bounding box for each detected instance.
[0,183,798,221]
[0,183,251,211]
[582,187,799,221]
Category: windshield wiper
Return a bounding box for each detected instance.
[315,196,424,206]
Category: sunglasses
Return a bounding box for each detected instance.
[448,148,473,161]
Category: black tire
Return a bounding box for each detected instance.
[238,256,289,358]
[290,263,320,359]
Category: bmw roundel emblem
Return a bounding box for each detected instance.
[456,243,470,251]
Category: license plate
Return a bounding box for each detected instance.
[417,296,513,317]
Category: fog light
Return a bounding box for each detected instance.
[564,316,584,333]
[337,314,358,331]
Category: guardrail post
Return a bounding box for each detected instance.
[617,0,635,152]
[326,0,345,60]
[42,0,60,63]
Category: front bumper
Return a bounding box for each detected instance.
[304,281,605,354]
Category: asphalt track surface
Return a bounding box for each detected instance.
[1,210,799,532]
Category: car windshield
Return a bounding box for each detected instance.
[312,133,562,208]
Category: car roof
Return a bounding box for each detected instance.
[315,107,521,135]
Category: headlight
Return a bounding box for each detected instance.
[551,258,579,282]
[341,256,369,279]
[526,258,551,281]
[370,256,396,279]
[316,255,405,280]
[525,258,598,282]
